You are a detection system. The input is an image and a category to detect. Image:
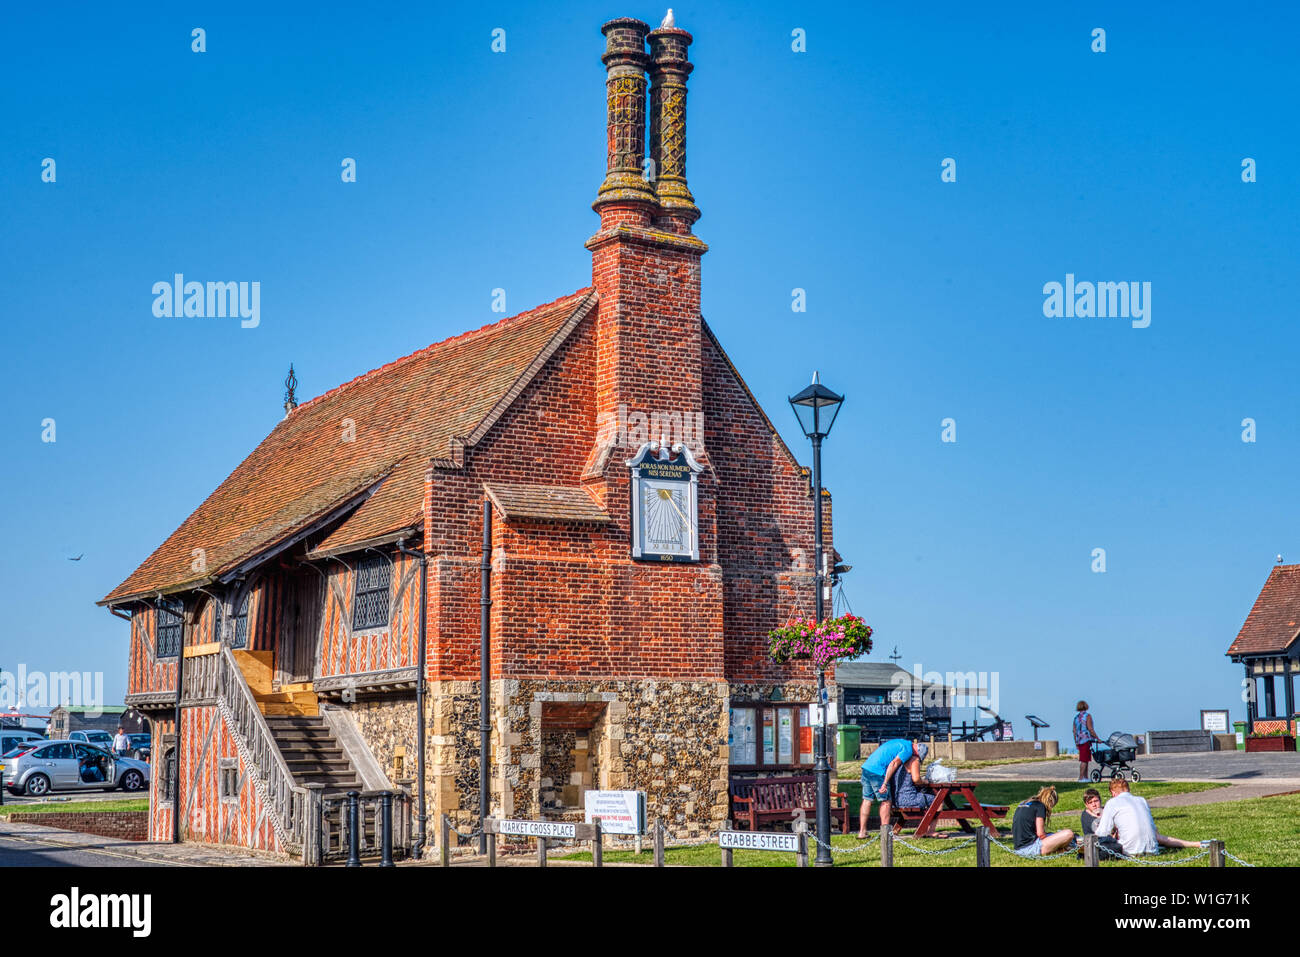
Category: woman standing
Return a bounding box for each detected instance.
[1073,700,1098,782]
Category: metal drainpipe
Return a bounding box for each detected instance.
[395,539,429,860]
[479,498,493,855]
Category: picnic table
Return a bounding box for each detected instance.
[893,780,1008,838]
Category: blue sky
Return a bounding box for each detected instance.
[3,2,1297,737]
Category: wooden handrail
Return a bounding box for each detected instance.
[215,644,308,851]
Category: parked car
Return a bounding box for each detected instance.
[68,730,115,749]
[127,733,151,761]
[3,740,149,796]
[0,730,45,756]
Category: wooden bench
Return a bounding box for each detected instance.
[729,775,850,834]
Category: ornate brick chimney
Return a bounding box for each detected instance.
[592,18,658,229]
[647,23,700,233]
[586,13,710,514]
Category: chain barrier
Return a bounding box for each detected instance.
[809,831,879,856]
[1106,847,1212,866]
[988,834,1082,861]
[893,835,978,856]
[451,817,1258,867]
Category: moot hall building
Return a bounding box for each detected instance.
[101,15,836,857]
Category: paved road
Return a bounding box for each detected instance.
[0,832,173,867]
[971,751,1300,785]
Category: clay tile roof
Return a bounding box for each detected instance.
[484,483,611,525]
[1227,564,1300,657]
[102,289,595,605]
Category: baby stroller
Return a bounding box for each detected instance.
[1089,732,1140,782]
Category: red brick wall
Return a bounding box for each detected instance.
[14,811,148,841]
[421,226,828,686]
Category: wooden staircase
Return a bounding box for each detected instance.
[265,716,362,794]
[232,650,320,716]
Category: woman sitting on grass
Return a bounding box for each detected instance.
[1011,785,1075,858]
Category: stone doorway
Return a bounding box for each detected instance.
[538,702,607,814]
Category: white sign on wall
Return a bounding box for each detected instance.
[583,790,646,836]
[1200,710,1230,733]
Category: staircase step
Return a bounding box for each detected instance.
[286,758,353,771]
[279,746,345,759]
[296,774,361,787]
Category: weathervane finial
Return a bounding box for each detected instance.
[284,364,298,415]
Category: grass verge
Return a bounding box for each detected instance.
[559,781,1300,867]
[0,799,148,816]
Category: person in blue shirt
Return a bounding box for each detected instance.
[857,738,920,838]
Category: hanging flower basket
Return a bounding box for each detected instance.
[768,614,873,669]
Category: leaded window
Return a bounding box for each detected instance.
[161,748,176,803]
[351,554,392,631]
[156,599,183,658]
[215,596,249,649]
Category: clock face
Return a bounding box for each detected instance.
[642,483,690,551]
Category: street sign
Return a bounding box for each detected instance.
[810,705,825,726]
[819,686,829,705]
[719,830,800,852]
[498,819,577,839]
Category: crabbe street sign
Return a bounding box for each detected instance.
[719,830,800,852]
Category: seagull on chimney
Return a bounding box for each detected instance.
[662,9,675,28]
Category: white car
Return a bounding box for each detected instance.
[68,730,116,750]
[3,740,149,796]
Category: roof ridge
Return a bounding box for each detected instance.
[293,287,593,415]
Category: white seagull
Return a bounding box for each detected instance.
[661,9,675,28]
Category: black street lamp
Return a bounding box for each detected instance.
[789,371,843,867]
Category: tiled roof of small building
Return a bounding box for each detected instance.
[484,483,611,525]
[102,289,596,605]
[1228,564,1300,657]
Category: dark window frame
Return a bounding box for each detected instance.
[156,599,183,659]
[161,747,176,804]
[214,596,250,649]
[351,554,393,631]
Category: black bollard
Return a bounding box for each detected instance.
[346,790,361,867]
[380,791,394,867]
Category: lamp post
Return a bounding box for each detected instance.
[789,372,843,867]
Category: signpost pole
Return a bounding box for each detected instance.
[537,835,547,868]
[593,816,602,868]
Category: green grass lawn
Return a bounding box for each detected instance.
[835,778,1223,821]
[559,782,1300,867]
[0,799,148,816]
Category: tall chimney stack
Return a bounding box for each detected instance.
[648,21,700,233]
[585,13,710,509]
[592,18,658,228]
